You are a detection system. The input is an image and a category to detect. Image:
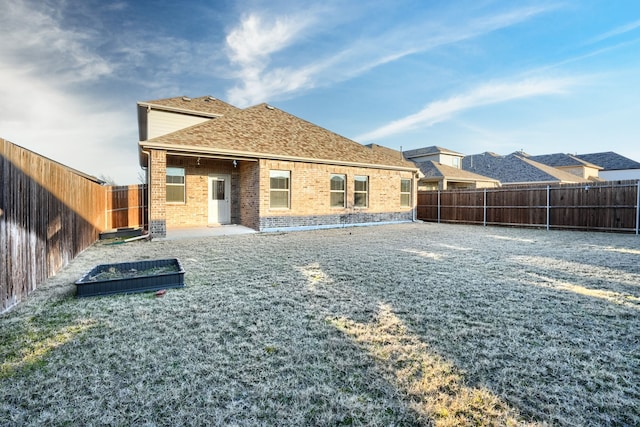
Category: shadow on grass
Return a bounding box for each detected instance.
[328,304,533,427]
[0,301,95,379]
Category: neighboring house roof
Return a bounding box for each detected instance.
[576,152,640,171]
[141,103,417,170]
[417,160,499,183]
[403,145,464,159]
[463,152,591,184]
[138,95,241,117]
[528,153,602,169]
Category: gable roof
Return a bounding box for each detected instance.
[138,95,241,117]
[463,153,591,184]
[417,160,499,183]
[528,153,601,169]
[141,103,418,171]
[403,145,464,159]
[576,152,640,171]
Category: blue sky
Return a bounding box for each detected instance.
[1,0,639,184]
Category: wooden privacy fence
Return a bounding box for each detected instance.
[417,180,640,234]
[1,138,148,314]
[106,185,147,230]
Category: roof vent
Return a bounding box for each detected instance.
[206,96,216,101]
[265,105,275,110]
[182,96,191,101]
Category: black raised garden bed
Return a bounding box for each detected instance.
[75,258,184,298]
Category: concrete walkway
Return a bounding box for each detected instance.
[160,224,256,240]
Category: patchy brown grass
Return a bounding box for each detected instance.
[1,223,639,426]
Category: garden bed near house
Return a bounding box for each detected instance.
[75,258,184,297]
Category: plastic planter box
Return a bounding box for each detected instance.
[75,258,184,298]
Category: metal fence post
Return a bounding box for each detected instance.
[636,180,639,235]
[483,188,487,227]
[546,185,550,231]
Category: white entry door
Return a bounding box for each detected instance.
[208,174,231,224]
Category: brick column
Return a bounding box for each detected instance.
[149,149,167,237]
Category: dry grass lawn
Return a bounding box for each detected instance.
[1,223,639,426]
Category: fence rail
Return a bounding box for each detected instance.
[417,180,640,234]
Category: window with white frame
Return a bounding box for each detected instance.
[330,174,346,208]
[400,178,412,207]
[354,176,368,208]
[166,167,185,203]
[270,170,290,209]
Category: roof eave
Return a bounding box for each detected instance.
[139,141,419,173]
[136,102,224,118]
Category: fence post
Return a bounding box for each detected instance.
[483,188,487,226]
[636,180,639,235]
[546,185,550,231]
[437,190,441,224]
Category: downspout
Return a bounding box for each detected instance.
[140,147,151,234]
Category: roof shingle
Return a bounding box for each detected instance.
[576,152,640,171]
[139,95,241,117]
[142,103,417,170]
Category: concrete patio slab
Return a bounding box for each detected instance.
[160,224,256,240]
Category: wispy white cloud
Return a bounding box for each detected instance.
[224,4,557,106]
[587,19,640,44]
[224,12,319,105]
[355,78,576,142]
[0,0,112,85]
[0,0,138,183]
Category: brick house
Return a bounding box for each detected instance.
[138,96,419,237]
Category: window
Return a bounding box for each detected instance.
[354,176,368,208]
[270,170,290,208]
[400,178,412,207]
[166,167,185,203]
[452,157,460,169]
[330,174,346,208]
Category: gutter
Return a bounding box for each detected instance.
[139,141,420,173]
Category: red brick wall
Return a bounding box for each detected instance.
[259,159,416,218]
[164,156,235,227]
[149,153,417,232]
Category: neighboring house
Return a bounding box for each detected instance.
[576,152,640,181]
[413,161,500,190]
[527,153,602,180]
[404,146,499,190]
[403,145,465,169]
[463,152,592,185]
[138,96,419,237]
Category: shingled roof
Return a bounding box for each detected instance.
[528,153,601,169]
[139,95,241,117]
[417,160,499,183]
[576,152,640,171]
[403,145,464,159]
[463,152,591,184]
[142,103,417,170]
